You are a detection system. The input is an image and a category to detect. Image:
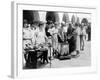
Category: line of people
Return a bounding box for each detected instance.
[23,19,91,65]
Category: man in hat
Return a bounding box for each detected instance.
[35,21,47,45]
[67,23,76,54]
[62,21,69,42]
[35,21,49,63]
[45,20,55,60]
[23,19,33,66]
[73,23,81,56]
[80,22,87,50]
[50,22,59,57]
[57,21,65,56]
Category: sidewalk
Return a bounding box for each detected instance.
[39,41,91,68]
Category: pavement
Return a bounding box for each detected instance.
[38,41,91,68]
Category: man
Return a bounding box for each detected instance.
[57,22,65,56]
[35,21,49,64]
[51,22,59,57]
[63,22,69,42]
[45,21,54,60]
[80,23,87,50]
[31,21,39,46]
[67,23,76,54]
[23,19,33,66]
[86,23,91,41]
[74,23,81,55]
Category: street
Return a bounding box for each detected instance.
[38,40,91,68]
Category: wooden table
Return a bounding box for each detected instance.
[26,49,48,68]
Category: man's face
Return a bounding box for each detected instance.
[84,23,87,26]
[42,24,45,28]
[39,25,43,30]
[48,24,53,28]
[40,24,46,30]
[33,24,38,29]
[30,24,34,29]
[24,23,28,28]
[81,23,84,26]
[55,24,58,28]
